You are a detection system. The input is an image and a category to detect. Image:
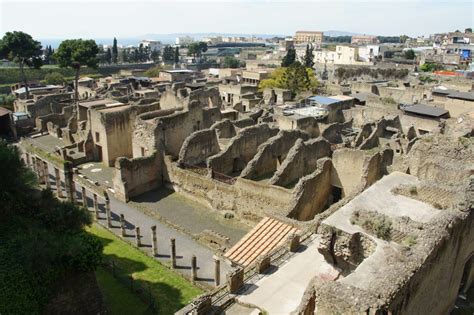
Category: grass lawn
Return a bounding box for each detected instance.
[88,224,203,314]
[95,266,153,315]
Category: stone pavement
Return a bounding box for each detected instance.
[45,163,231,289]
[237,236,338,314]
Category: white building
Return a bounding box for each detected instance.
[311,45,374,65]
[140,40,162,52]
[358,45,380,62]
[175,36,194,46]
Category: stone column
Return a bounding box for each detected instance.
[170,238,176,268]
[54,168,63,198]
[135,227,141,247]
[81,186,88,207]
[191,255,197,281]
[227,267,244,294]
[287,233,300,252]
[36,158,45,184]
[43,161,50,189]
[104,192,112,228]
[120,214,126,236]
[189,294,212,315]
[93,193,99,219]
[64,163,75,203]
[151,225,158,256]
[256,254,271,274]
[25,153,31,167]
[214,256,221,286]
[31,156,37,174]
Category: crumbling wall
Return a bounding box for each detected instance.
[35,105,74,132]
[358,116,402,150]
[132,101,221,159]
[178,129,220,166]
[321,121,353,144]
[210,119,236,139]
[286,158,333,221]
[165,158,292,221]
[100,106,136,166]
[24,93,73,119]
[160,86,222,110]
[240,129,309,180]
[233,117,256,129]
[113,152,162,202]
[269,138,332,188]
[317,224,377,274]
[132,108,179,158]
[331,149,390,197]
[207,124,278,175]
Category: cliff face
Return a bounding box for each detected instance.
[45,271,105,315]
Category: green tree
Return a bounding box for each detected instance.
[0,31,43,98]
[44,72,66,85]
[55,39,99,101]
[187,42,208,59]
[121,49,128,63]
[150,49,160,63]
[44,45,54,65]
[259,63,318,97]
[112,37,118,63]
[222,56,241,68]
[400,35,409,44]
[465,28,472,33]
[174,46,180,64]
[162,45,174,63]
[303,44,315,68]
[0,141,102,314]
[281,48,296,67]
[105,48,112,64]
[404,49,416,60]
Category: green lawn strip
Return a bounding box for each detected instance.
[88,224,203,314]
[95,266,153,315]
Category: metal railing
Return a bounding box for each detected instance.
[191,229,316,313]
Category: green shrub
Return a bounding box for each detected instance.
[44,72,66,85]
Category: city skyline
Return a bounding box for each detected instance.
[1,0,472,40]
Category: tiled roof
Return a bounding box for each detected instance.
[224,217,298,267]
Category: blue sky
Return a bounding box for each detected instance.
[1,0,472,39]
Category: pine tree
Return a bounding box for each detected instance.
[112,37,118,63]
[174,46,180,64]
[281,48,296,67]
[303,44,314,68]
[105,48,112,64]
[121,50,128,63]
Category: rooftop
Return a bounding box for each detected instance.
[401,104,449,118]
[308,95,341,105]
[224,217,298,267]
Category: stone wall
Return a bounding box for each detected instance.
[132,108,179,158]
[35,105,74,131]
[178,129,220,166]
[269,138,332,188]
[207,124,279,175]
[132,102,221,159]
[331,148,391,197]
[240,129,309,180]
[160,86,222,110]
[113,152,162,202]
[210,119,236,139]
[286,158,333,221]
[321,121,353,144]
[165,158,292,221]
